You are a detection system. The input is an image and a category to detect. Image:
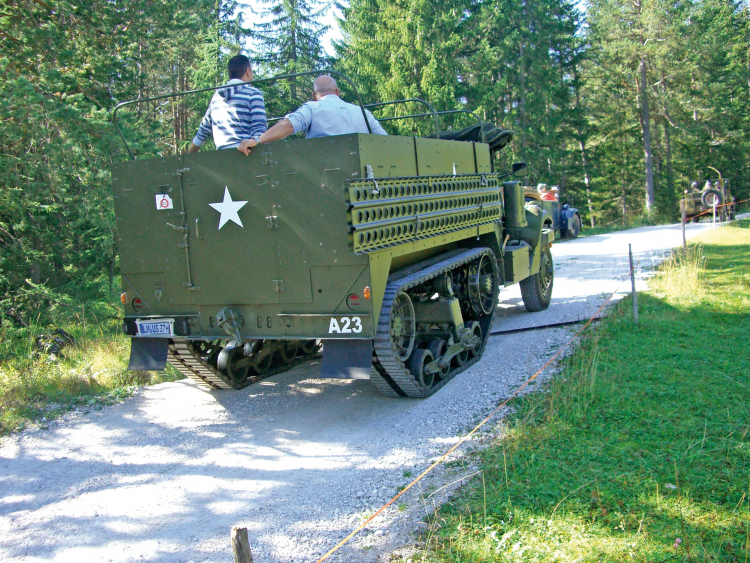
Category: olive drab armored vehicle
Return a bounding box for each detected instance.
[111,70,555,398]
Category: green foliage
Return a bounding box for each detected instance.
[413,220,750,561]
[254,0,331,116]
[0,0,248,328]
[336,0,750,226]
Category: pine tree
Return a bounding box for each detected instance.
[254,0,330,115]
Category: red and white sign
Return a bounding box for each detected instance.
[155,194,174,210]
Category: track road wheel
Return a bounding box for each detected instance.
[566,214,581,239]
[217,345,250,387]
[301,340,320,356]
[427,339,450,379]
[407,349,435,393]
[520,242,554,312]
[467,254,499,315]
[453,340,469,367]
[390,291,416,362]
[278,342,298,363]
[465,321,483,358]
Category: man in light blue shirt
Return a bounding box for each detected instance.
[237,76,386,155]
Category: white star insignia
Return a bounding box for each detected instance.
[209,187,248,229]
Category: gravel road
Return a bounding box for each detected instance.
[0,219,720,562]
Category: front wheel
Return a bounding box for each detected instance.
[566,214,581,239]
[520,242,554,312]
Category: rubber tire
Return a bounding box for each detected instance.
[566,214,581,239]
[701,189,723,208]
[520,242,554,312]
[407,348,435,392]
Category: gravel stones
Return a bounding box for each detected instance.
[0,220,716,562]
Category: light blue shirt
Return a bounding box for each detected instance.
[285,95,388,138]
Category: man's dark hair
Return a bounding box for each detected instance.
[227,55,251,80]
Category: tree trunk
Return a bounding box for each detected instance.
[573,72,594,227]
[621,132,628,227]
[519,41,527,148]
[31,263,40,285]
[663,116,674,197]
[638,57,655,212]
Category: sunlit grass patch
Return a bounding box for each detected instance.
[410,220,750,562]
[0,305,183,435]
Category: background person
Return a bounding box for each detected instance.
[189,55,267,153]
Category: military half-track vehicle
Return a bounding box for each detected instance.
[681,169,736,222]
[111,70,555,398]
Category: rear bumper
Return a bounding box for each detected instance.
[123,312,375,340]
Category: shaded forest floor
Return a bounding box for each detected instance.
[410,220,750,562]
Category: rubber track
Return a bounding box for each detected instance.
[372,248,495,398]
[167,340,320,391]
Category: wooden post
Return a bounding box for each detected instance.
[231,527,253,563]
[629,244,639,325]
[680,202,687,250]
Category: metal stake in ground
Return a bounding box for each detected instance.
[231,527,253,563]
[713,201,717,230]
[629,244,639,325]
[681,201,687,250]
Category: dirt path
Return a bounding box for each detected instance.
[0,220,716,562]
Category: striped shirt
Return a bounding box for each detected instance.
[192,79,267,150]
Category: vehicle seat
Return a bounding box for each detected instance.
[428,123,513,152]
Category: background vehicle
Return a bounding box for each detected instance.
[681,168,736,222]
[111,71,556,398]
[524,187,582,239]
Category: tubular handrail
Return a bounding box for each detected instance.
[364,99,440,139]
[111,69,372,160]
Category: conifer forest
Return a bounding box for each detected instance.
[1,0,749,327]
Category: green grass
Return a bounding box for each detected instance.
[412,220,750,562]
[0,300,183,435]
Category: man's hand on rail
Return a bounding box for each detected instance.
[237,139,258,156]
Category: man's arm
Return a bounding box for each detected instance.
[190,104,213,153]
[366,110,388,135]
[247,90,268,136]
[237,102,312,155]
[237,119,295,156]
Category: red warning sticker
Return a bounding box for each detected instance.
[155,194,174,210]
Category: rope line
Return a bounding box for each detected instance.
[684,197,750,220]
[312,266,636,563]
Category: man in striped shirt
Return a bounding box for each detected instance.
[188,55,267,153]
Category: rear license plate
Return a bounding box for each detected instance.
[135,318,175,337]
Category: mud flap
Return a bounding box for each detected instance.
[127,338,169,371]
[321,339,372,379]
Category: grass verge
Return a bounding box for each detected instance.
[0,300,183,435]
[412,220,750,562]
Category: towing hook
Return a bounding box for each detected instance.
[216,307,243,345]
